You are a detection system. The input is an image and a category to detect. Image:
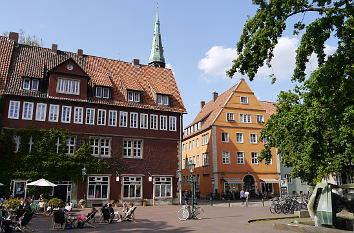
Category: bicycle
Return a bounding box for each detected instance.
[177,205,205,220]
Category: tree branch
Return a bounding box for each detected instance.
[288,7,326,17]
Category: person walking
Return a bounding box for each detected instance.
[240,189,245,205]
[244,190,250,206]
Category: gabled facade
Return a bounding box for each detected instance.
[0,12,185,205]
[181,79,279,197]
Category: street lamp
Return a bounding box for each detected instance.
[81,167,87,181]
[187,162,196,215]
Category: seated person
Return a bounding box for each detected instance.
[86,207,96,219]
[63,202,72,212]
[124,203,135,221]
[116,203,128,221]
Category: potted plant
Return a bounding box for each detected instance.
[4,198,21,210]
[48,197,64,209]
[79,199,86,208]
[142,199,148,207]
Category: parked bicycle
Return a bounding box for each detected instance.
[177,204,205,220]
[269,195,307,214]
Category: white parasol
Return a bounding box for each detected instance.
[26,179,57,187]
[0,182,4,186]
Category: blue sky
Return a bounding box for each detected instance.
[0,0,336,126]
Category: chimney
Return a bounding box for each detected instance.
[132,59,140,67]
[52,44,58,53]
[200,101,205,109]
[77,49,83,56]
[9,32,19,46]
[212,91,218,102]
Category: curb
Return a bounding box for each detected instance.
[248,216,298,223]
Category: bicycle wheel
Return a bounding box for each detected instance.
[274,204,282,214]
[177,206,189,221]
[269,204,276,214]
[194,206,205,220]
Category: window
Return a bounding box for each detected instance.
[123,177,142,198]
[240,96,248,104]
[96,87,102,98]
[31,79,39,90]
[192,156,195,164]
[237,152,245,164]
[160,115,167,130]
[87,176,109,199]
[90,137,111,157]
[196,139,199,148]
[250,134,258,144]
[251,152,258,164]
[35,103,47,121]
[261,183,273,193]
[240,114,252,123]
[140,113,148,129]
[22,102,34,120]
[73,107,83,124]
[49,104,59,122]
[182,159,185,169]
[196,155,200,167]
[55,137,61,153]
[169,116,177,131]
[127,91,141,102]
[202,152,209,166]
[197,122,201,130]
[192,140,195,149]
[157,94,169,106]
[222,151,230,164]
[57,78,80,95]
[86,108,95,125]
[61,106,72,123]
[226,113,234,121]
[95,87,110,98]
[66,137,76,155]
[154,177,172,198]
[150,114,158,130]
[108,110,117,126]
[202,133,209,145]
[236,133,244,143]
[266,157,273,165]
[23,78,30,90]
[285,174,292,184]
[221,132,229,142]
[123,139,143,158]
[130,112,138,128]
[13,136,20,152]
[8,100,20,119]
[256,115,264,123]
[189,142,192,151]
[97,109,107,125]
[119,111,128,127]
[28,136,34,153]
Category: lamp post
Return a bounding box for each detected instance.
[188,162,196,216]
[176,169,181,205]
[81,167,87,181]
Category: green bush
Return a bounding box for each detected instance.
[79,199,86,206]
[4,198,21,210]
[48,197,64,208]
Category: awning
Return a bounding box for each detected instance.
[223,178,242,184]
[260,178,279,183]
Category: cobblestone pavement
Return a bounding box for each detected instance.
[27,201,296,233]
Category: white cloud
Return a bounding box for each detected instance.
[198,37,336,82]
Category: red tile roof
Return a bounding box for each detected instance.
[259,101,277,116]
[0,36,14,91]
[0,35,186,114]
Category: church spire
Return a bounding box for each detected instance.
[149,4,166,68]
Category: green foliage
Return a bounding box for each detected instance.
[48,197,64,208]
[78,199,86,206]
[3,29,43,46]
[4,198,21,210]
[0,127,109,185]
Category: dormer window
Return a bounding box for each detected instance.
[22,78,39,91]
[95,86,110,99]
[57,78,80,95]
[157,94,169,106]
[127,91,141,103]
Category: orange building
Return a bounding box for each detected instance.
[181,79,279,198]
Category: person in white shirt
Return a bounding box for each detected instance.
[64,202,72,212]
[244,190,250,206]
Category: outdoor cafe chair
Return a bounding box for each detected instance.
[122,206,136,222]
[15,209,26,221]
[85,210,97,228]
[51,211,66,230]
[15,211,34,232]
[99,208,113,224]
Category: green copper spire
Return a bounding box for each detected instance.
[149,4,165,68]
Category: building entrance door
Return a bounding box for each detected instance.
[53,181,72,203]
[243,175,256,196]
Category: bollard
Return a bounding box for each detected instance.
[210,196,213,206]
[262,198,264,207]
[229,198,231,207]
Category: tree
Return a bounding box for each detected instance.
[227,0,353,183]
[3,29,43,46]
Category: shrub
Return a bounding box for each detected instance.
[79,199,86,206]
[4,198,21,210]
[48,197,64,208]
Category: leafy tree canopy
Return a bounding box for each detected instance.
[3,29,43,46]
[227,0,353,183]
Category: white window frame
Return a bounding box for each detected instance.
[97,109,107,126]
[87,176,110,200]
[89,137,111,157]
[285,174,292,184]
[240,114,252,123]
[66,137,76,155]
[226,112,234,121]
[102,87,110,99]
[157,94,169,106]
[251,152,258,165]
[140,113,148,129]
[13,136,20,153]
[240,96,248,104]
[61,106,72,123]
[22,102,34,120]
[250,133,258,144]
[8,100,20,119]
[160,115,167,130]
[119,111,128,127]
[154,177,172,198]
[122,176,142,199]
[31,79,39,91]
[256,115,264,123]
[196,139,199,148]
[95,87,102,98]
[130,112,138,128]
[35,103,47,121]
[221,132,229,142]
[169,116,177,131]
[108,110,117,127]
[196,155,200,167]
[237,151,245,164]
[123,139,143,158]
[202,152,209,166]
[23,78,30,90]
[73,107,83,124]
[150,114,158,130]
[236,133,244,143]
[202,133,209,145]
[86,108,95,125]
[57,78,80,95]
[48,104,59,122]
[222,151,230,164]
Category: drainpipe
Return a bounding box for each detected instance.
[179,114,183,205]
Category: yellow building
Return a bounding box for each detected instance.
[181,79,279,197]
